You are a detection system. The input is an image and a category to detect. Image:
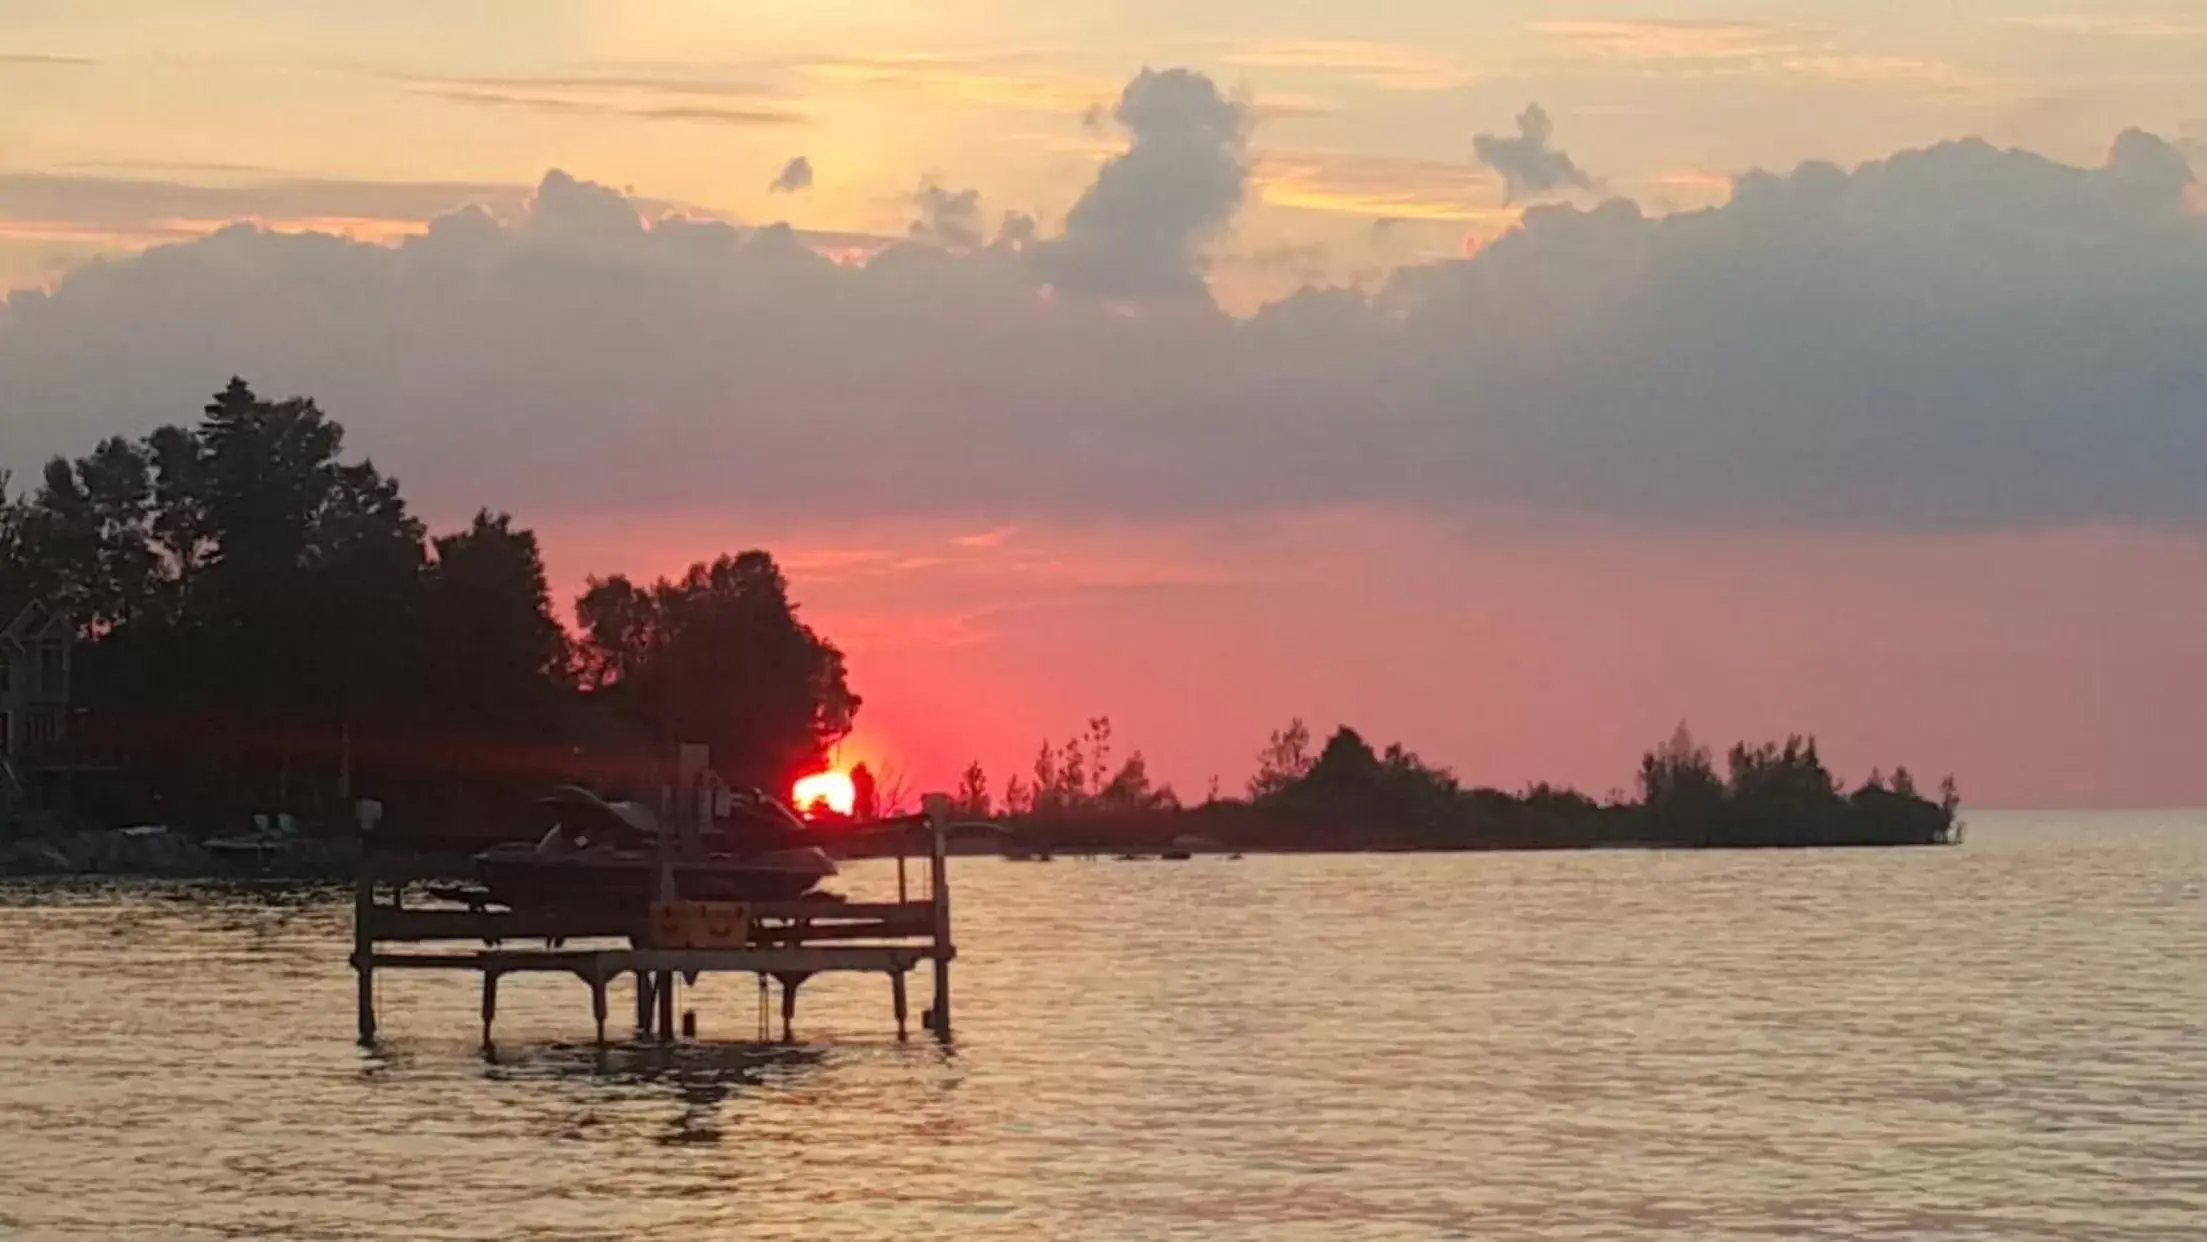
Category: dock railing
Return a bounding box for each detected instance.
[350,796,957,1047]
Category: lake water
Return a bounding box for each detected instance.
[1,812,2203,1240]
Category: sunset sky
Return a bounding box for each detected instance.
[4,2,2205,806]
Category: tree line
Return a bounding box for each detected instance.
[949,718,1960,850]
[0,380,855,838]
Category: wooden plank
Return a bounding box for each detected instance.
[749,901,934,922]
[367,903,936,945]
[367,908,640,943]
[620,946,939,974]
[744,920,930,944]
[371,945,952,975]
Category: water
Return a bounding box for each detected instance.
[2,812,2203,1240]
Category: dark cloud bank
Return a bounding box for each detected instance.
[2,71,2202,532]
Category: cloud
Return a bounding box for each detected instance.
[769,156,815,194]
[2,118,2203,535]
[1528,19,1810,62]
[1223,41,1470,91]
[0,172,530,233]
[1473,104,1596,203]
[0,53,97,68]
[797,55,1111,115]
[1037,68,1249,301]
[1525,20,1995,95]
[399,70,785,98]
[386,68,804,126]
[909,185,985,250]
[421,86,804,126]
[2008,13,2207,39]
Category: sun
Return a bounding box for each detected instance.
[792,769,857,816]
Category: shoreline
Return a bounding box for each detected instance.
[0,823,1960,884]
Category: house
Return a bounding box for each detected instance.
[0,595,73,765]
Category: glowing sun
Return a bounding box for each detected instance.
[792,769,857,816]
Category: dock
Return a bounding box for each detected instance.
[349,800,958,1047]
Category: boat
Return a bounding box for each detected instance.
[473,785,841,914]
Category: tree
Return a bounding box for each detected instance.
[1638,722,1724,841]
[573,551,860,792]
[1098,750,1177,812]
[574,574,655,690]
[1000,771,1034,816]
[954,760,992,818]
[1725,736,1839,812]
[1249,716,1313,800]
[421,511,569,732]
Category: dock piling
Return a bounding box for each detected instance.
[480,970,500,1046]
[925,794,953,1041]
[890,970,908,1041]
[654,970,676,1041]
[590,974,609,1045]
[351,799,384,1046]
[775,972,810,1043]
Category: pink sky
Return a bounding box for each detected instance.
[534,508,2207,810]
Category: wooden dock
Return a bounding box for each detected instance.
[350,801,958,1047]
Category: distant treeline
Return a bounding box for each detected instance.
[1,379,855,838]
[936,720,1959,851]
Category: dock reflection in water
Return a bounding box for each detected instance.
[2,811,2204,1240]
[475,1040,833,1148]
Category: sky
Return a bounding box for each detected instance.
[3,1,2206,807]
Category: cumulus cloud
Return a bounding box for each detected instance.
[909,184,985,250]
[2,123,2203,533]
[769,156,814,194]
[1473,104,1596,203]
[527,169,643,240]
[1037,68,1249,300]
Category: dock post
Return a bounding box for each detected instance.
[480,970,500,1047]
[891,970,908,1041]
[655,970,676,1041]
[634,971,653,1034]
[352,800,383,1046]
[775,972,808,1043]
[924,793,953,1041]
[590,973,609,1046]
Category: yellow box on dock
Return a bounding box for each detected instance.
[648,900,751,948]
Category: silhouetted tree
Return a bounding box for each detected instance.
[574,551,860,793]
[1000,771,1034,816]
[1249,716,1313,800]
[421,511,569,733]
[954,760,992,818]
[1638,722,1724,842]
